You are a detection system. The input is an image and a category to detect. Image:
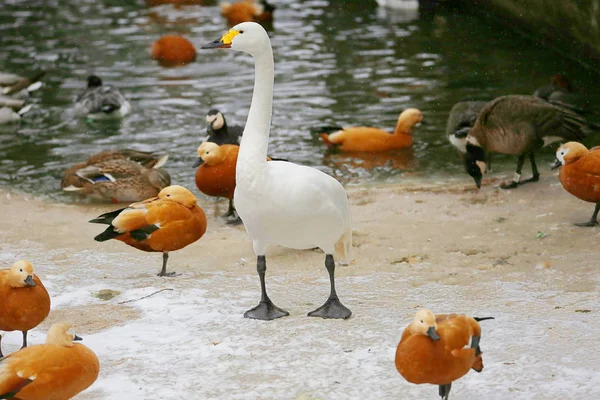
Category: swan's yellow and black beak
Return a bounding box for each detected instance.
[202,29,240,49]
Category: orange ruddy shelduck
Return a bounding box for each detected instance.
[151,35,197,66]
[0,323,99,400]
[0,261,50,358]
[317,108,424,152]
[553,142,600,226]
[395,309,494,400]
[194,142,239,221]
[221,0,275,27]
[90,185,207,276]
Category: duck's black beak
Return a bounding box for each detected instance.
[73,334,83,341]
[474,176,482,189]
[427,326,440,341]
[201,39,230,49]
[24,275,36,287]
[551,158,562,170]
[193,157,204,168]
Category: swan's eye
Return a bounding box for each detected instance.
[167,194,171,197]
[20,269,23,272]
[239,30,244,34]
[420,320,423,323]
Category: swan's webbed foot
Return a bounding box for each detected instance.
[308,296,352,319]
[226,216,243,225]
[244,300,289,320]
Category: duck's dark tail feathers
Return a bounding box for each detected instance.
[309,125,343,138]
[473,317,495,322]
[89,208,126,225]
[94,225,121,242]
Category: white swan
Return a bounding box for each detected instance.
[202,22,353,320]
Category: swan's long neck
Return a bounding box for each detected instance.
[238,43,274,169]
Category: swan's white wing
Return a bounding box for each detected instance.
[235,161,351,252]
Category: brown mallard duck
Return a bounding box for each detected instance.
[61,150,170,203]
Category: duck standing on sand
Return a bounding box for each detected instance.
[395,309,494,400]
[464,95,597,189]
[553,142,600,226]
[206,109,243,145]
[0,323,99,399]
[202,23,353,320]
[316,108,424,153]
[0,260,50,358]
[194,142,241,223]
[74,75,131,119]
[90,185,207,277]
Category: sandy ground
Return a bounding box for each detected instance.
[0,171,599,399]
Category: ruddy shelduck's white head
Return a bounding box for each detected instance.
[7,260,36,288]
[195,142,224,167]
[201,22,270,56]
[554,142,589,168]
[158,185,197,208]
[409,309,440,341]
[46,323,83,347]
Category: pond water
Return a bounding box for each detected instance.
[1,0,599,201]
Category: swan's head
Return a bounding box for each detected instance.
[201,22,270,56]
[206,109,225,131]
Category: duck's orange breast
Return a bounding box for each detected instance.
[0,274,50,333]
[0,343,99,400]
[118,202,207,253]
[395,335,474,385]
[151,35,196,66]
[329,127,412,152]
[560,156,600,203]
[195,159,237,200]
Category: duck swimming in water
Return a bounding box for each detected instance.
[74,75,131,119]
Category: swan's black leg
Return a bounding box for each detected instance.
[308,254,352,319]
[244,256,289,320]
[223,199,235,217]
